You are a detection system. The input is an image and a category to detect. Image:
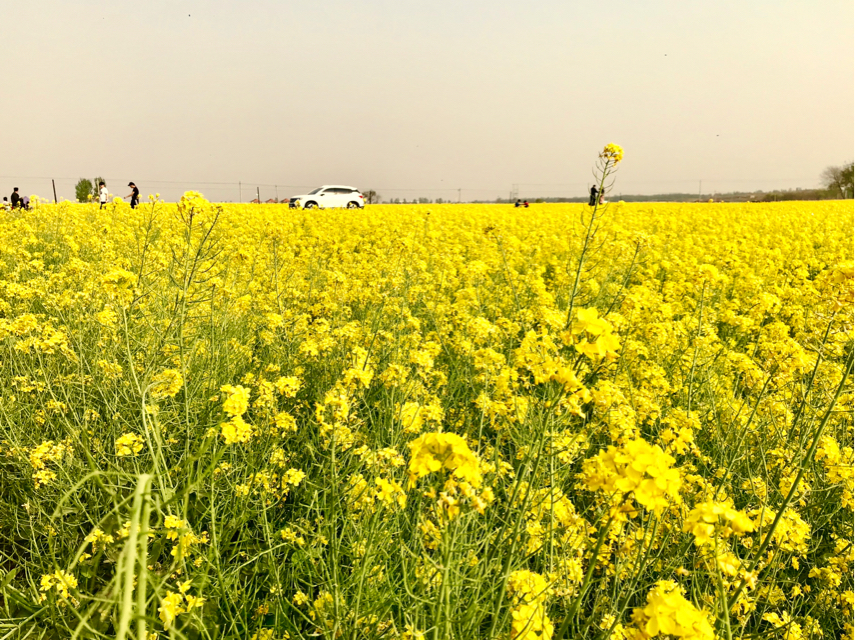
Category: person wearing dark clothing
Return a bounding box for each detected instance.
[126,182,140,209]
[514,199,522,208]
[588,185,598,207]
[10,188,21,209]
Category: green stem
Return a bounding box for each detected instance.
[564,162,613,331]
[714,535,733,640]
[115,474,151,640]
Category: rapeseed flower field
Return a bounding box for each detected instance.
[0,191,851,639]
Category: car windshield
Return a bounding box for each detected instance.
[308,188,322,195]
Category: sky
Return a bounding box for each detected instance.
[1,0,852,202]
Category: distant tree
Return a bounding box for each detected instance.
[435,198,444,204]
[418,197,430,204]
[364,190,381,204]
[75,178,93,203]
[844,163,854,197]
[821,162,854,198]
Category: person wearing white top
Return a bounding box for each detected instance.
[99,182,108,209]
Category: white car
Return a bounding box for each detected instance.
[289,185,365,209]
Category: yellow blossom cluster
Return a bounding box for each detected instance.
[683,500,754,546]
[115,432,144,456]
[219,384,254,444]
[26,439,71,488]
[600,143,624,164]
[38,570,78,604]
[163,515,209,559]
[507,570,554,640]
[158,581,205,630]
[571,307,622,362]
[581,438,682,514]
[407,432,482,488]
[151,368,184,398]
[629,581,714,639]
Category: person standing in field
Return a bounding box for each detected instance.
[10,187,21,209]
[598,189,605,205]
[99,182,108,209]
[126,182,139,209]
[588,184,598,207]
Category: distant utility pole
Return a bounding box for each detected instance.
[275,185,279,202]
[458,188,462,203]
[52,179,57,204]
[699,180,702,202]
[257,187,260,203]
[239,181,242,203]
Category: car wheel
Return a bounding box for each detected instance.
[305,202,318,209]
[347,201,359,209]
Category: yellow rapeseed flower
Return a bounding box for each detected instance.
[600,143,624,164]
[683,500,754,546]
[115,432,144,456]
[220,384,250,417]
[407,432,482,488]
[221,415,253,445]
[582,438,681,514]
[630,580,713,639]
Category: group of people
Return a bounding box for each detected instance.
[98,181,140,209]
[512,187,605,208]
[2,182,141,211]
[3,188,30,210]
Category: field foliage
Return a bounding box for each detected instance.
[0,196,852,640]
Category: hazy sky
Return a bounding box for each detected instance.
[2,0,852,202]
